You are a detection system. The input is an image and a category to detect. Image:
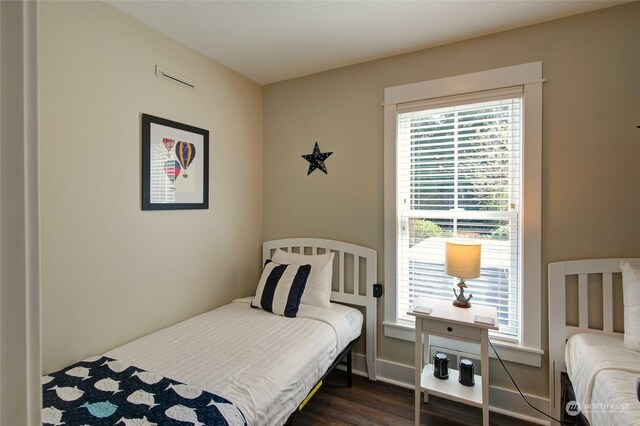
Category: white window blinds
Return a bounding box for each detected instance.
[396,87,522,342]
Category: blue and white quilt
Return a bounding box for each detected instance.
[42,356,247,426]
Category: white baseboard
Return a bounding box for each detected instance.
[337,353,551,426]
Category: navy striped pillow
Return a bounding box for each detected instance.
[251,260,311,317]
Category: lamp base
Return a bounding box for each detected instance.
[452,279,472,309]
[453,299,471,309]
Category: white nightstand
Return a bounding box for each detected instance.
[409,297,498,426]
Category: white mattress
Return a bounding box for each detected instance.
[106,298,362,426]
[565,333,640,426]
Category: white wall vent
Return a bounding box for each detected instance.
[155,65,196,90]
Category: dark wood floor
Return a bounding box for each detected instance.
[293,370,538,426]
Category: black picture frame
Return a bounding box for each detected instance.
[141,113,209,210]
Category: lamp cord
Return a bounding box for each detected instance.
[488,339,562,424]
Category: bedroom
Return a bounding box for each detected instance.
[1,0,639,425]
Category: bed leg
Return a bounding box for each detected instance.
[347,350,353,388]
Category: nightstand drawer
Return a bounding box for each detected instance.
[421,319,481,341]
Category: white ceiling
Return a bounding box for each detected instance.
[106,0,626,85]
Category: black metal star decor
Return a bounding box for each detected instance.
[302,142,333,175]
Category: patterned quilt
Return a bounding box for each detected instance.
[42,356,247,426]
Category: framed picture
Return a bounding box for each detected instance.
[142,114,209,210]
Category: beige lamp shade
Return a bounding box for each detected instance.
[445,240,481,279]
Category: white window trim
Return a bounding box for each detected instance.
[383,62,543,366]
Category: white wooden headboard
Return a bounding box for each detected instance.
[548,258,638,419]
[263,238,378,380]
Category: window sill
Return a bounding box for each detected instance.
[383,321,543,367]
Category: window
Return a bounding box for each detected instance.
[383,63,543,365]
[397,89,522,341]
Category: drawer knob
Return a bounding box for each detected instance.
[447,327,453,332]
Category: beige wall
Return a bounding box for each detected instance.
[40,1,263,373]
[263,2,640,397]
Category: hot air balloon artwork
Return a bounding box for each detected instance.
[142,114,209,210]
[175,141,196,178]
[162,138,175,151]
[164,160,181,184]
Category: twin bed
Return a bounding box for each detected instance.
[548,258,640,425]
[42,238,379,426]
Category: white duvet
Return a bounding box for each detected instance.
[565,333,640,426]
[106,298,361,426]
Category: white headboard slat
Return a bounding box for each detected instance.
[578,274,588,329]
[338,252,345,294]
[603,273,614,334]
[353,255,360,296]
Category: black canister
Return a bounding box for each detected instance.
[459,359,475,386]
[433,352,449,380]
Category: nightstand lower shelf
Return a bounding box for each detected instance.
[421,364,482,408]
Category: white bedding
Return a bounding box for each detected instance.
[106,298,362,426]
[565,333,640,425]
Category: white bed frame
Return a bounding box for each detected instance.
[548,258,638,420]
[263,238,378,380]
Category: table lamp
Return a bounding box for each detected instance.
[445,240,481,308]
